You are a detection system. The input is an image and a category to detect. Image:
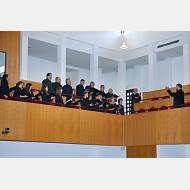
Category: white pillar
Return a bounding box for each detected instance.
[183,43,190,85]
[117,61,126,108]
[134,65,141,93]
[149,53,157,91]
[165,57,172,87]
[90,54,98,87]
[20,35,28,80]
[98,68,102,89]
[57,46,66,86]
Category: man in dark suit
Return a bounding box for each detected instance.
[98,85,106,99]
[42,73,52,92]
[52,77,62,92]
[130,88,141,114]
[62,78,72,96]
[76,79,85,97]
[85,81,99,99]
[165,83,184,108]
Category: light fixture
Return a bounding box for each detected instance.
[120,31,128,49]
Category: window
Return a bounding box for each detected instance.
[126,89,134,115]
[0,51,6,79]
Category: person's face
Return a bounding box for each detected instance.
[6,76,10,82]
[109,89,113,94]
[89,96,92,100]
[72,90,75,95]
[85,93,88,98]
[30,85,32,91]
[48,74,52,80]
[19,84,22,88]
[56,77,61,83]
[67,79,71,85]
[176,85,179,91]
[120,100,123,105]
[21,83,24,88]
[80,81,85,86]
[90,82,95,88]
[101,86,105,91]
[111,98,114,103]
[45,86,48,91]
[60,89,63,94]
[134,88,138,93]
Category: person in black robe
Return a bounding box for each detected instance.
[42,73,52,92]
[87,94,96,110]
[41,84,55,105]
[0,74,14,99]
[81,91,93,110]
[98,85,106,99]
[52,77,62,93]
[165,83,185,108]
[55,87,63,106]
[107,96,118,114]
[62,78,72,97]
[76,79,85,98]
[85,81,99,99]
[65,89,76,108]
[106,88,118,102]
[13,81,28,101]
[130,88,141,114]
[95,95,104,112]
[117,98,125,115]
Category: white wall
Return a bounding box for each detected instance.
[102,72,118,94]
[66,70,79,89]
[0,141,126,158]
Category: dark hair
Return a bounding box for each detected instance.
[100,85,104,88]
[68,88,75,98]
[118,98,123,104]
[83,91,88,97]
[65,78,70,84]
[16,81,24,87]
[46,73,52,78]
[41,84,48,95]
[88,94,92,99]
[56,87,62,96]
[25,83,32,92]
[55,77,60,81]
[2,74,9,82]
[177,83,182,89]
[80,79,85,82]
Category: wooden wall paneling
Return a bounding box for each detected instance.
[0,31,21,87]
[133,112,156,146]
[0,99,26,141]
[181,107,190,144]
[144,100,158,110]
[156,109,182,144]
[123,114,135,146]
[185,95,190,103]
[80,110,105,145]
[127,145,157,158]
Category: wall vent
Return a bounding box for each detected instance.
[157,40,179,48]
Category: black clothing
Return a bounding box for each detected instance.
[52,82,62,93]
[55,94,63,104]
[95,99,104,112]
[76,84,84,97]
[41,92,53,105]
[108,103,117,114]
[106,92,114,98]
[167,89,184,107]
[130,93,141,114]
[98,91,106,98]
[85,86,99,99]
[0,80,9,97]
[62,84,72,96]
[42,78,52,92]
[87,99,96,110]
[81,98,90,110]
[13,86,23,100]
[21,89,35,99]
[66,95,75,105]
[118,104,124,115]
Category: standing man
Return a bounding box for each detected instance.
[98,85,106,99]
[52,77,62,92]
[165,83,184,108]
[62,78,72,96]
[42,73,52,92]
[76,79,85,98]
[85,81,99,99]
[130,88,141,114]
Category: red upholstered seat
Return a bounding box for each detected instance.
[148,107,158,112]
[185,102,190,107]
[48,102,55,106]
[34,100,42,104]
[162,96,170,99]
[138,108,146,113]
[151,98,159,101]
[159,106,168,111]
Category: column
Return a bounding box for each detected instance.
[90,54,98,87]
[20,35,28,80]
[183,43,190,85]
[148,53,157,91]
[98,68,102,89]
[165,57,172,87]
[134,65,141,93]
[57,46,66,86]
[117,61,126,108]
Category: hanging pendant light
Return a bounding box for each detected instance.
[120,31,128,49]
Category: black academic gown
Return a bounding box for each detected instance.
[42,78,52,92]
[108,103,117,114]
[21,89,35,102]
[55,94,63,106]
[98,91,106,98]
[95,99,104,112]
[76,84,84,98]
[41,92,53,105]
[62,84,72,96]
[85,86,98,99]
[52,82,62,93]
[13,86,23,101]
[66,95,75,106]
[167,89,184,107]
[130,93,141,114]
[81,98,90,110]
[0,80,9,98]
[118,104,124,115]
